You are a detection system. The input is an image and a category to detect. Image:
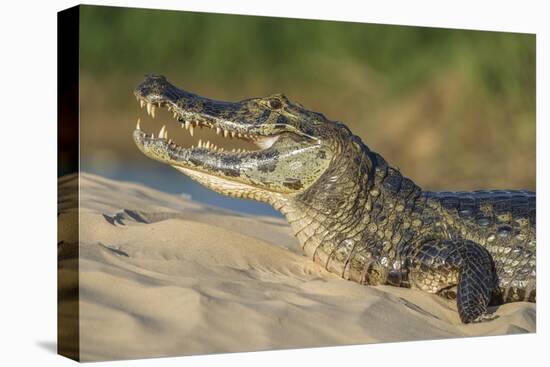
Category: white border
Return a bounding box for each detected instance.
[1,1,547,366]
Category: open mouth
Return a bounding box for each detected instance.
[133,96,280,156]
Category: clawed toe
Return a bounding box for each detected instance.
[470,313,499,323]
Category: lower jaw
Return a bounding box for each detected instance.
[172,165,282,204]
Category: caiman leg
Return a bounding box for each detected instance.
[409,240,499,323]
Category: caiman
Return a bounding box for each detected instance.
[132,74,536,324]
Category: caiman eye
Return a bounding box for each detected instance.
[268,99,282,109]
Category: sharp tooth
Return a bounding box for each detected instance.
[224,129,229,138]
[181,123,185,128]
[189,125,194,137]
[231,131,236,138]
[238,133,243,138]
[205,141,210,149]
[147,102,152,115]
[136,118,141,130]
[140,100,145,108]
[216,127,221,135]
[174,112,178,119]
[151,105,156,119]
[151,133,154,138]
[185,120,190,130]
[159,125,166,139]
[198,139,202,148]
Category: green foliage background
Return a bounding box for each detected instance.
[79,5,535,192]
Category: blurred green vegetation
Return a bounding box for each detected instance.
[81,6,534,101]
[79,5,535,191]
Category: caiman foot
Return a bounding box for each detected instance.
[410,239,499,324]
[455,241,499,324]
[469,312,500,323]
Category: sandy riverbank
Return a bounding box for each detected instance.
[57,173,535,361]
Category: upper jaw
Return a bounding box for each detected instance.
[134,86,275,143]
[133,75,324,144]
[135,95,259,140]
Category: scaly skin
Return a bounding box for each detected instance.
[132,75,536,323]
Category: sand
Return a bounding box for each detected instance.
[57,173,536,362]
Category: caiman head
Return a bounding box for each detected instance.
[133,74,361,204]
